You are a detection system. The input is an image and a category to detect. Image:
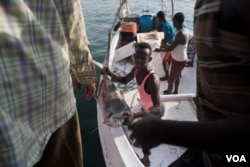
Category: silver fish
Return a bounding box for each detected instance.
[94,61,132,128]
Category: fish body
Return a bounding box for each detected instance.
[96,74,132,128]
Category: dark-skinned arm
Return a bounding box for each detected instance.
[129,113,250,155]
[160,34,168,47]
[147,73,161,115]
[155,31,186,52]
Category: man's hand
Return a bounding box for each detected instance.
[84,83,96,101]
[123,112,135,125]
[74,77,96,100]
[101,66,110,75]
[74,77,82,92]
[128,112,160,155]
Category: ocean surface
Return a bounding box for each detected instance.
[76,1,196,167]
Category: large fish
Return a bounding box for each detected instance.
[94,60,132,128]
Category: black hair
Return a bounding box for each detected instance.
[173,12,185,24]
[157,11,166,22]
[134,42,152,57]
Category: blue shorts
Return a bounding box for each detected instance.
[157,103,165,118]
[141,103,165,118]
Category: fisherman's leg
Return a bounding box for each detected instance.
[173,77,180,94]
[34,113,83,167]
[164,59,178,94]
[160,61,169,81]
[165,60,186,94]
[164,83,173,94]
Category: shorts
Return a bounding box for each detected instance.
[168,58,187,84]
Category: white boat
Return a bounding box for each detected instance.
[96,0,197,166]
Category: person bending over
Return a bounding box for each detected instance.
[156,11,176,81]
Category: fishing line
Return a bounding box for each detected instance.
[90,121,105,135]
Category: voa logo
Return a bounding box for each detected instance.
[226,155,247,163]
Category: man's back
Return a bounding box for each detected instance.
[0,1,95,166]
[194,0,250,166]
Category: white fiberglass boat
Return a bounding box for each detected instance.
[96,0,197,166]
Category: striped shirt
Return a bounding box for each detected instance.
[194,0,250,166]
[0,0,96,166]
[194,0,250,120]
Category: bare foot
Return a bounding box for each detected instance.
[140,156,150,167]
[163,90,171,95]
[160,76,168,81]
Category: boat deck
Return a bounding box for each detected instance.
[98,30,198,167]
[111,31,197,95]
[111,31,197,166]
[122,92,198,166]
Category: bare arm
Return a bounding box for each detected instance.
[161,34,168,47]
[156,31,188,52]
[129,113,250,155]
[54,0,96,100]
[147,74,161,115]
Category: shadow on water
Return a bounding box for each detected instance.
[72,56,106,167]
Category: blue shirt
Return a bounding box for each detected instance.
[163,20,176,44]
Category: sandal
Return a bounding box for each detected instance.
[163,90,171,95]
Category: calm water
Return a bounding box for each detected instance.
[82,0,195,60]
[77,1,195,167]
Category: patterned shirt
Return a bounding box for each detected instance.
[194,0,250,166]
[0,0,96,166]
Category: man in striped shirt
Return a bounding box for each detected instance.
[0,0,96,167]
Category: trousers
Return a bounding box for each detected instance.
[34,113,83,167]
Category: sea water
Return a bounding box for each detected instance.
[78,1,195,166]
[82,0,195,60]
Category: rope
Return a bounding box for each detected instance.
[103,0,128,67]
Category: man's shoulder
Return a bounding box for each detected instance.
[164,20,174,27]
[148,72,160,83]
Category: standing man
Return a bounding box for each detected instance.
[0,0,96,167]
[156,11,176,81]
